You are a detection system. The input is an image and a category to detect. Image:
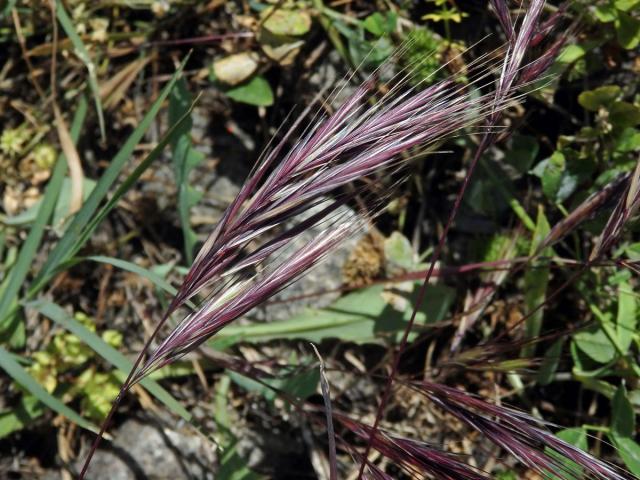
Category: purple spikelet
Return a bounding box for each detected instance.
[414,382,630,480]
[133,69,509,380]
[337,415,490,480]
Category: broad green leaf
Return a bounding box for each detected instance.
[363,11,397,36]
[615,127,640,152]
[610,101,640,128]
[612,384,635,438]
[0,345,97,433]
[29,300,191,421]
[0,395,44,439]
[611,435,640,475]
[532,149,594,202]
[507,134,539,175]
[594,4,618,22]
[556,44,586,64]
[384,231,415,272]
[557,427,588,450]
[625,242,640,260]
[616,11,640,49]
[574,325,617,364]
[615,0,640,11]
[256,28,305,65]
[0,99,87,326]
[226,75,274,107]
[539,151,565,200]
[578,85,621,111]
[55,1,105,141]
[261,7,311,36]
[348,35,394,68]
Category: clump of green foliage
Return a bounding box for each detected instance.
[28,312,122,421]
[401,28,445,86]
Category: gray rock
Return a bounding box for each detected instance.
[78,419,216,480]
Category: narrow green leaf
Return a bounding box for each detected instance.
[0,98,87,325]
[0,345,97,432]
[228,368,319,403]
[85,255,178,296]
[55,1,106,141]
[73,255,195,311]
[70,96,198,260]
[169,78,204,263]
[30,54,191,295]
[0,0,18,20]
[217,440,266,480]
[522,206,551,357]
[214,375,231,432]
[212,283,454,347]
[537,338,563,386]
[616,283,636,354]
[28,300,191,421]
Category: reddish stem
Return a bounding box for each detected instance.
[78,306,176,479]
[356,135,491,478]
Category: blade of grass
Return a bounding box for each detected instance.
[1,0,18,19]
[0,97,88,326]
[54,0,106,142]
[84,255,178,296]
[28,299,191,421]
[59,255,198,310]
[29,54,191,295]
[522,206,551,358]
[169,77,203,264]
[69,93,200,259]
[0,345,98,433]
